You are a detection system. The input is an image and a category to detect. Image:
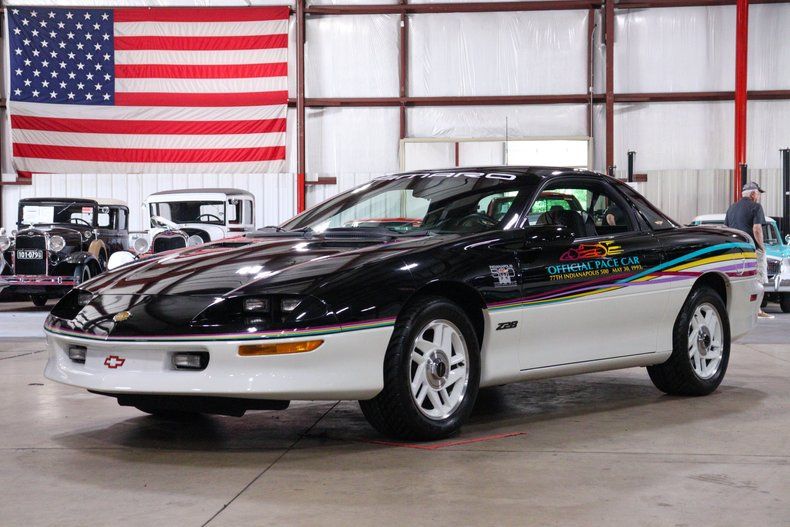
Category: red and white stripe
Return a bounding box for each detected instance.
[10,6,289,176]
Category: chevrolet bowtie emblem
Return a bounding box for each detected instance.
[113,311,132,322]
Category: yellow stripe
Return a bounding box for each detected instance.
[666,253,743,272]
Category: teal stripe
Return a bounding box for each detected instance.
[617,242,754,284]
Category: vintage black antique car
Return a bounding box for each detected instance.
[44,168,759,440]
[0,197,129,306]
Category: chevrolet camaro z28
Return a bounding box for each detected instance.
[44,168,760,440]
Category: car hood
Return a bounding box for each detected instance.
[765,244,790,259]
[16,225,86,244]
[84,234,443,297]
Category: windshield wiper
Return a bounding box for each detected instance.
[55,201,77,215]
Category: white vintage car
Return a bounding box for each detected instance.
[126,188,256,256]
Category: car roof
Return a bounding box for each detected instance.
[394,166,600,179]
[148,188,254,198]
[18,197,128,207]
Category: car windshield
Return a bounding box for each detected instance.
[765,223,780,245]
[282,173,538,235]
[19,201,95,227]
[150,201,225,226]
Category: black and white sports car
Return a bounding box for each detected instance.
[44,168,760,440]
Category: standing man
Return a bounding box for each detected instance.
[725,181,773,319]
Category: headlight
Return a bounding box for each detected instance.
[194,295,332,330]
[243,298,269,313]
[0,235,10,252]
[187,234,204,247]
[48,235,66,252]
[132,236,150,254]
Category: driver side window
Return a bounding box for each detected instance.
[528,182,634,238]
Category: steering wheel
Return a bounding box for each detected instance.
[457,212,497,229]
[71,218,91,227]
[196,214,222,223]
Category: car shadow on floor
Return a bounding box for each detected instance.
[50,375,767,458]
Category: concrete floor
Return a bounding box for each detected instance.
[1,300,788,527]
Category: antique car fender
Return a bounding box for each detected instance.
[87,239,108,264]
[62,251,101,269]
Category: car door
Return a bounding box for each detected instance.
[515,178,665,371]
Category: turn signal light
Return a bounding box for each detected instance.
[238,340,323,356]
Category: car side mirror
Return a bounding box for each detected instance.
[785,234,790,245]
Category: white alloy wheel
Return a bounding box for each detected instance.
[410,319,470,420]
[688,302,724,380]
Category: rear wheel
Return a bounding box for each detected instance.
[780,294,790,313]
[359,296,480,441]
[647,286,730,396]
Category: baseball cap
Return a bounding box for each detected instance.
[742,181,766,193]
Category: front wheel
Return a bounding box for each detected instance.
[31,295,48,307]
[780,294,790,313]
[359,296,480,441]
[647,286,730,396]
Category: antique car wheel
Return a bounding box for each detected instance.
[73,264,91,286]
[31,295,48,307]
[647,286,730,396]
[780,294,790,313]
[359,296,480,440]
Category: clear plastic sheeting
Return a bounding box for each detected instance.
[408,105,588,139]
[306,107,400,175]
[409,11,589,97]
[615,7,735,93]
[748,4,790,90]
[748,101,790,169]
[306,15,399,97]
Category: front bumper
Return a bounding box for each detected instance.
[44,326,393,401]
[0,275,75,294]
[763,275,790,293]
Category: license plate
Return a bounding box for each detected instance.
[17,249,43,260]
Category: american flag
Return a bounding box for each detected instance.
[7,6,289,176]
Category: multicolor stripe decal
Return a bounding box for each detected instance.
[489,242,755,311]
[44,316,397,343]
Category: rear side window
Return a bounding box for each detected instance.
[619,184,677,231]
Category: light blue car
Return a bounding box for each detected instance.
[690,214,790,312]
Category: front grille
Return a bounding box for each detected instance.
[153,234,187,253]
[14,234,46,275]
[767,259,781,279]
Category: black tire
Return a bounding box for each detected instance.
[647,286,730,396]
[359,296,480,441]
[31,295,48,307]
[72,264,91,286]
[780,294,790,313]
[134,406,202,421]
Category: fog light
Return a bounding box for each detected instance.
[238,340,323,356]
[172,352,209,370]
[68,345,87,364]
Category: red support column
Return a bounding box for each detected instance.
[733,0,749,201]
[296,0,307,213]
